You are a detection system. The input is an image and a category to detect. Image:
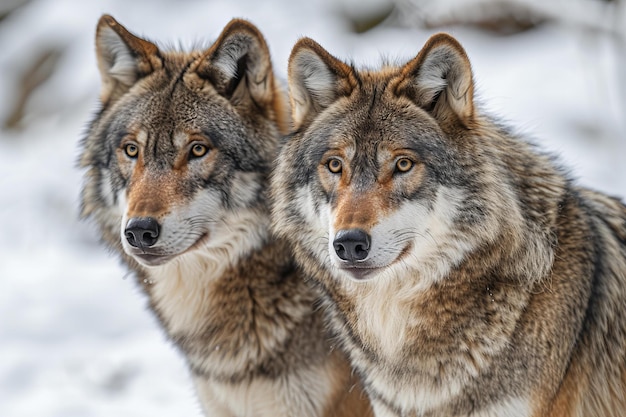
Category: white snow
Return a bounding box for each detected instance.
[0,0,624,416]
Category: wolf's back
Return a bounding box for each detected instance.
[550,187,626,416]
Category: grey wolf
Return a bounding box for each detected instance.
[271,33,626,416]
[79,15,371,417]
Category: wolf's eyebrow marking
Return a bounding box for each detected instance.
[200,128,223,148]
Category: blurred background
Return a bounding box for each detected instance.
[0,0,624,415]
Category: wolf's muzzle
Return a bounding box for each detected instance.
[333,228,371,263]
[125,217,160,248]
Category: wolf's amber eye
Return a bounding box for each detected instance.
[395,158,413,173]
[327,158,342,174]
[124,143,139,158]
[190,144,209,159]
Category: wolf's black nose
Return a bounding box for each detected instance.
[333,228,371,262]
[125,217,160,248]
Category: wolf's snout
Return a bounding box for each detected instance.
[333,229,371,262]
[125,217,160,248]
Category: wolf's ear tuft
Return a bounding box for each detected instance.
[397,33,475,127]
[95,15,161,104]
[197,19,275,107]
[288,38,353,129]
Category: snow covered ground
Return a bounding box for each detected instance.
[0,0,624,416]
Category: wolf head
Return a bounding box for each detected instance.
[272,34,559,288]
[81,16,287,268]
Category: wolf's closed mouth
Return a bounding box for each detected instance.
[129,232,210,266]
[339,266,378,280]
[339,242,413,281]
[133,253,173,267]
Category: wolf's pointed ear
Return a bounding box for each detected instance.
[288,38,354,129]
[396,33,475,127]
[95,15,162,104]
[196,19,276,108]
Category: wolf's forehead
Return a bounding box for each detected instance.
[124,88,223,133]
[336,90,441,141]
[325,115,417,148]
[137,88,202,122]
[130,127,191,146]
